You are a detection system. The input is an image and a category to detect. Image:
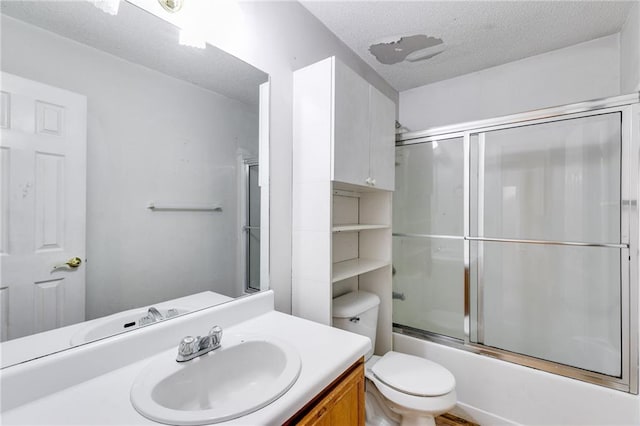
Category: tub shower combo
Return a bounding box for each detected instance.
[392,94,639,393]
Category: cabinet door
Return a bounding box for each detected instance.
[332,60,370,187]
[294,361,365,426]
[368,86,395,191]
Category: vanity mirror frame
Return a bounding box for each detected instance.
[0,0,271,368]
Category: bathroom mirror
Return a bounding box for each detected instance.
[0,0,269,367]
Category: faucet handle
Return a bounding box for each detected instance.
[208,325,223,346]
[138,315,154,326]
[178,336,197,357]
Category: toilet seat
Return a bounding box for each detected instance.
[371,352,456,397]
[367,373,457,413]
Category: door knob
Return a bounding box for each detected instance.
[52,257,82,271]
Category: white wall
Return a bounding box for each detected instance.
[621,1,640,93]
[3,2,399,317]
[400,34,621,131]
[1,17,258,318]
[170,1,398,313]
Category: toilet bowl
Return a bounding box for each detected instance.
[333,291,457,426]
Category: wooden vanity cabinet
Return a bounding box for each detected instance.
[285,358,365,426]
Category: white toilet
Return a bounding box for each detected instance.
[333,291,457,426]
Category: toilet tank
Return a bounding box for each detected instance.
[332,291,380,360]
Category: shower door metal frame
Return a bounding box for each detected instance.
[243,160,260,293]
[394,93,640,393]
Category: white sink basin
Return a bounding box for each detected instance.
[130,335,301,425]
[70,307,189,345]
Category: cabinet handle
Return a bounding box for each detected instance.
[365,177,371,185]
[371,178,376,186]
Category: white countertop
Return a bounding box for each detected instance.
[1,292,370,425]
[1,291,233,368]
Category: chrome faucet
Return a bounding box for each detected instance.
[139,307,164,326]
[148,307,164,321]
[176,325,223,362]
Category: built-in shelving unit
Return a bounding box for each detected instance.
[292,56,395,356]
[329,185,393,355]
[332,258,390,283]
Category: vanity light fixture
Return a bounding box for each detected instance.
[158,0,184,13]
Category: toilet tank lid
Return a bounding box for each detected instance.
[372,351,456,397]
[332,291,380,318]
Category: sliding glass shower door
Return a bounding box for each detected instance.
[393,96,638,392]
[393,137,465,340]
[469,113,623,377]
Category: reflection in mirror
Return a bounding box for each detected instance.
[0,0,269,367]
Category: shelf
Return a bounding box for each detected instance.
[332,258,390,283]
[333,181,390,193]
[332,224,389,233]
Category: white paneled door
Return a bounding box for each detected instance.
[0,72,87,341]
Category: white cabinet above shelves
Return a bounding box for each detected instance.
[334,60,395,190]
[332,258,390,283]
[292,56,395,191]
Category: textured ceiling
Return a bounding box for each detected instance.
[1,1,268,107]
[301,1,635,92]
